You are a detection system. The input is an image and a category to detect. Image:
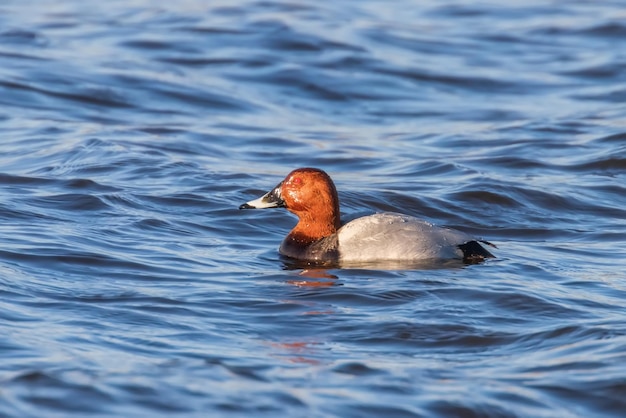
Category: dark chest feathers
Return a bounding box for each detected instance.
[280,233,339,262]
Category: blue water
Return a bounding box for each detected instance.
[1,1,625,417]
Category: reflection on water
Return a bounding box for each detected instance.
[1,0,625,417]
[286,268,339,287]
[282,257,474,272]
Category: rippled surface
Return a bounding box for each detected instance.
[1,0,625,416]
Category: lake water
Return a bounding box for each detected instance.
[1,1,625,417]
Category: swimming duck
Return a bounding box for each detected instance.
[240,168,495,265]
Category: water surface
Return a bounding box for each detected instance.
[1,0,625,417]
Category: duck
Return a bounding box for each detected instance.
[240,167,495,265]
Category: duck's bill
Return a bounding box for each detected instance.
[239,182,285,209]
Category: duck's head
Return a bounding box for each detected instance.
[240,167,341,232]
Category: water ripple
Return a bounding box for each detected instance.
[1,1,625,417]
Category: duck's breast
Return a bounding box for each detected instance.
[336,212,471,261]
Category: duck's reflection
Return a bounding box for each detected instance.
[286,268,339,287]
[281,256,471,273]
[268,341,324,365]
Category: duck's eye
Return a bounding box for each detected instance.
[292,177,302,185]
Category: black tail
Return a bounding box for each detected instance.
[458,240,496,264]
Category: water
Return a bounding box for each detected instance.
[1,0,625,416]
